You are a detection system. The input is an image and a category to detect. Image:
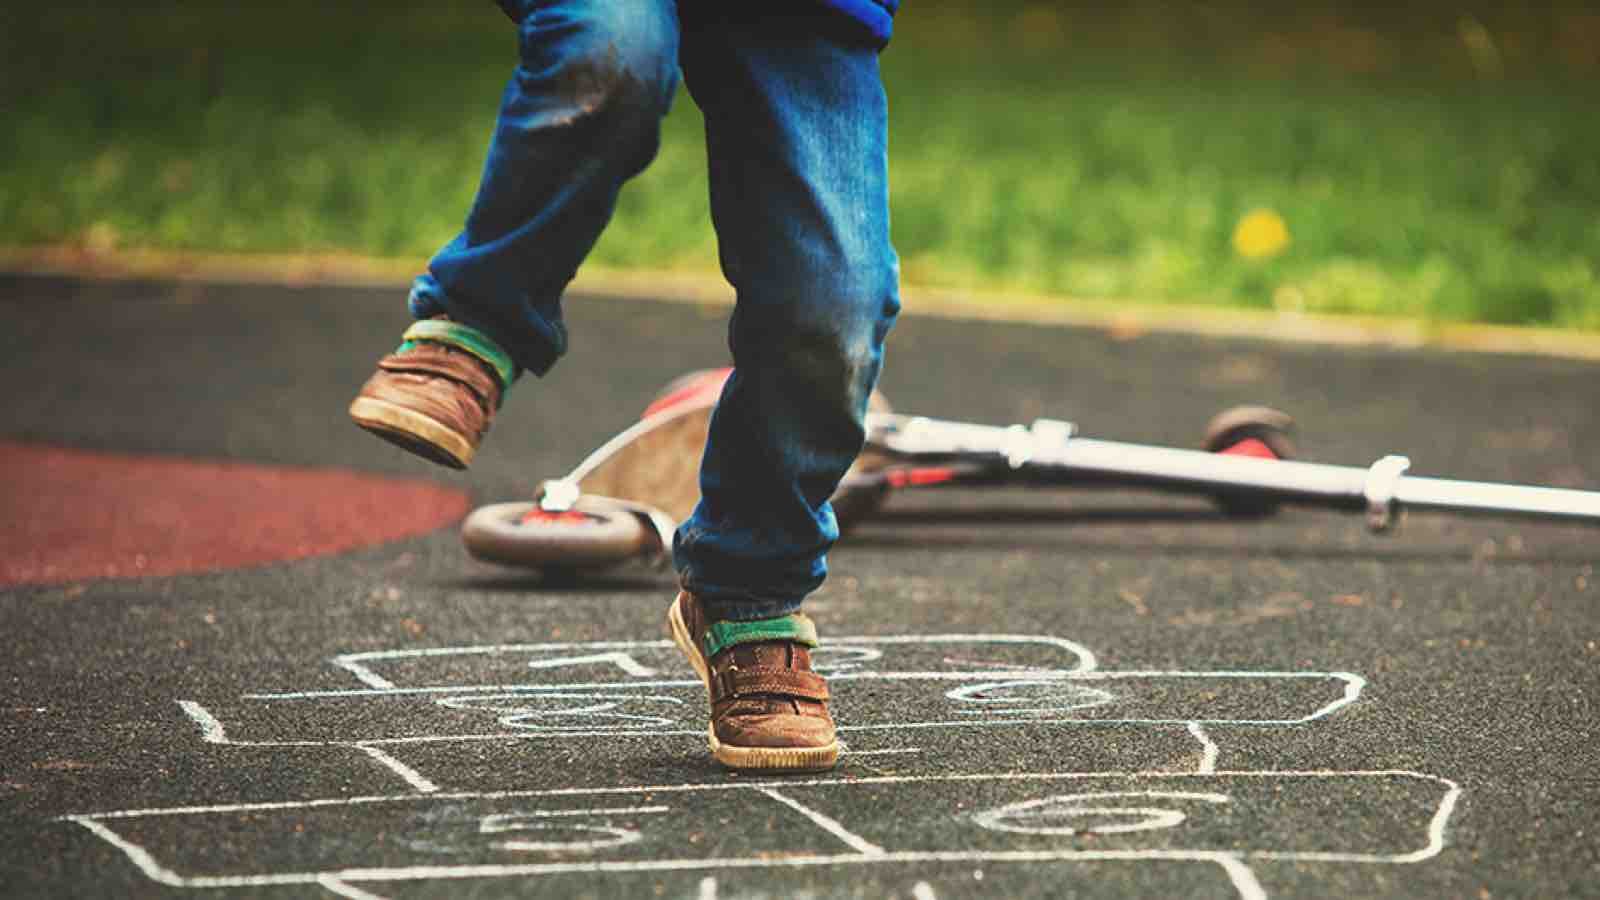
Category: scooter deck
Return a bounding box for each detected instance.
[569,401,714,526]
[560,369,890,529]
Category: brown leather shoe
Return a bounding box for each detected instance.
[667,590,839,772]
[349,341,502,469]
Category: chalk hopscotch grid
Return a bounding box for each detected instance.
[174,634,1364,793]
[327,635,1104,691]
[62,634,1458,899]
[217,635,1367,742]
[61,770,1462,900]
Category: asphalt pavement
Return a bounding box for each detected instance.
[2,272,1597,899]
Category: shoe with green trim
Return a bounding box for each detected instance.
[667,590,839,772]
[349,319,512,470]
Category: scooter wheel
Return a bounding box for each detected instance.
[461,497,656,570]
[1201,405,1297,518]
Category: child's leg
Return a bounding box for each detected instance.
[663,14,898,771]
[673,13,900,621]
[352,0,680,467]
[415,0,681,376]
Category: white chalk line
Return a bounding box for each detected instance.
[334,662,396,691]
[840,748,922,757]
[331,635,1100,691]
[62,772,1457,898]
[756,787,886,857]
[249,672,1073,700]
[835,712,1346,731]
[1216,854,1267,900]
[45,834,1302,898]
[317,875,392,900]
[972,791,1230,837]
[59,813,1233,900]
[178,688,1364,751]
[245,668,1363,702]
[176,701,227,743]
[206,669,1362,752]
[500,805,671,818]
[352,745,438,794]
[64,768,1458,821]
[63,817,190,887]
[1251,782,1463,864]
[181,700,437,793]
[173,714,1348,749]
[524,651,660,678]
[178,700,324,748]
[1187,723,1219,774]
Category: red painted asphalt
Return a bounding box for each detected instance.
[1,442,469,586]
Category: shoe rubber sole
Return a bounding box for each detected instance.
[349,396,474,470]
[667,595,840,773]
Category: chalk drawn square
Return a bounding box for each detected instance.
[193,636,1362,749]
[63,771,1458,896]
[325,634,1099,691]
[778,772,1457,859]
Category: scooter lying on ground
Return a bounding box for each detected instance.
[461,368,1600,572]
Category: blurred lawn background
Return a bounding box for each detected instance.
[4,2,1598,328]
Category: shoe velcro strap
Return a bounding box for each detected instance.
[714,666,830,702]
[703,614,819,659]
[378,343,500,406]
[400,319,516,390]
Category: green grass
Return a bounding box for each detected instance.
[5,3,1599,328]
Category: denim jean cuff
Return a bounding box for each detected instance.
[408,278,561,379]
[680,581,806,622]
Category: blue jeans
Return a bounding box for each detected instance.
[410,1,900,621]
